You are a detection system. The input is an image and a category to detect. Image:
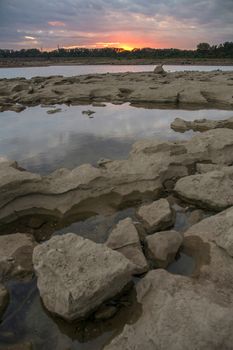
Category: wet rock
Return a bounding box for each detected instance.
[104,269,233,350]
[92,102,106,107]
[187,209,206,226]
[1,343,33,350]
[145,230,183,268]
[1,129,233,226]
[175,166,233,211]
[94,305,118,320]
[47,108,62,114]
[28,216,46,229]
[137,199,174,234]
[0,233,36,282]
[0,284,8,318]
[33,233,133,321]
[82,110,96,116]
[106,218,148,275]
[171,116,233,133]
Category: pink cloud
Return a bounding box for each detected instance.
[48,21,65,27]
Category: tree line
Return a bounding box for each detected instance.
[0,42,232,59]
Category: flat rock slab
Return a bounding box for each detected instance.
[106,218,148,275]
[0,233,36,282]
[33,233,133,321]
[171,116,233,133]
[104,269,233,350]
[137,198,174,234]
[0,284,8,319]
[145,230,183,268]
[175,166,233,211]
[1,71,233,111]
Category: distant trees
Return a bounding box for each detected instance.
[0,42,232,60]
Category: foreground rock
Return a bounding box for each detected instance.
[175,166,233,211]
[0,233,36,282]
[171,116,233,133]
[137,199,174,234]
[145,230,183,268]
[106,218,148,274]
[0,284,8,318]
[1,129,233,226]
[105,207,233,350]
[33,233,133,321]
[104,269,233,350]
[0,71,233,112]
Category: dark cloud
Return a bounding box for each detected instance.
[0,0,232,49]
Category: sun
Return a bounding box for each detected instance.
[120,44,134,51]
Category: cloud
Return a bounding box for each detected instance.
[0,0,232,49]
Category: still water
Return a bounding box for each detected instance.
[0,104,232,174]
[0,64,233,79]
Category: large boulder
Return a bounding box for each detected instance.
[0,233,36,282]
[33,233,133,321]
[175,166,233,211]
[106,218,148,275]
[145,230,183,268]
[137,199,174,234]
[104,269,233,350]
[0,284,8,319]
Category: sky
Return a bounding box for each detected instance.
[0,0,232,50]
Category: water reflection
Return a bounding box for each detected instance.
[0,64,232,79]
[0,104,232,174]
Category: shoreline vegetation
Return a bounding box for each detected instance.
[0,41,232,68]
[0,57,233,68]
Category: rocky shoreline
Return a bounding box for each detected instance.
[1,126,233,348]
[0,70,233,112]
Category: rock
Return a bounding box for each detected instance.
[1,343,33,350]
[0,233,36,282]
[0,284,8,318]
[196,163,223,174]
[82,110,96,116]
[175,166,233,211]
[33,233,133,321]
[104,269,233,350]
[187,209,206,226]
[97,158,112,167]
[106,218,148,275]
[137,199,174,234]
[1,129,233,226]
[171,116,233,133]
[154,64,166,74]
[47,108,62,114]
[94,305,118,320]
[145,230,183,267]
[92,102,106,107]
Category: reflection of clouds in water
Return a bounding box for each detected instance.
[0,104,233,174]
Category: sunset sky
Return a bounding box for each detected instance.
[0,0,232,50]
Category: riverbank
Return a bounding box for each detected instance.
[0,57,233,68]
[0,70,233,112]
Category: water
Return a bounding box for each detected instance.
[0,104,232,174]
[0,64,232,79]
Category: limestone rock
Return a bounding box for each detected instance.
[154,64,166,74]
[104,269,233,350]
[0,284,8,318]
[1,129,233,226]
[33,233,133,321]
[0,233,36,282]
[137,199,174,234]
[175,166,233,211]
[106,218,148,275]
[171,116,233,133]
[145,230,183,267]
